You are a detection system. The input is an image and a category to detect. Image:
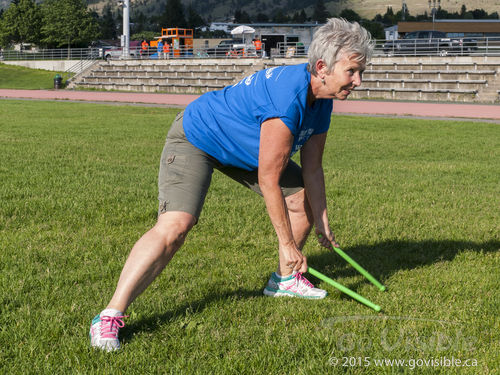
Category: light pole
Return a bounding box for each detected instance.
[428,0,440,30]
[118,0,130,58]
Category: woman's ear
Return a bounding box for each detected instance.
[315,59,328,78]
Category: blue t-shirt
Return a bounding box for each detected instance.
[183,63,332,171]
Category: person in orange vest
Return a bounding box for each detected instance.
[140,40,149,58]
[163,42,171,59]
[253,38,262,57]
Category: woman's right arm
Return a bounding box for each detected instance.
[258,118,307,274]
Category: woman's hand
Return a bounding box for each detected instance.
[279,242,308,274]
[315,226,339,249]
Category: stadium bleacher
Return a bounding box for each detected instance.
[70,56,500,102]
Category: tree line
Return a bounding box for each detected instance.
[0,0,210,48]
[0,0,99,48]
[0,0,498,49]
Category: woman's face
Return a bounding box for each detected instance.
[315,54,365,100]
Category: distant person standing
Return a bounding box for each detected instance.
[163,42,171,59]
[157,40,164,59]
[253,38,262,57]
[140,40,149,58]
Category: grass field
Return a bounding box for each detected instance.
[0,63,63,90]
[0,100,499,374]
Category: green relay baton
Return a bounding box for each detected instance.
[331,245,386,292]
[318,235,386,292]
[308,267,381,312]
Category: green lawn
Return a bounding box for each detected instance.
[0,63,63,89]
[0,100,498,374]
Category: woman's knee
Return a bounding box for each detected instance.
[285,189,313,226]
[155,211,196,249]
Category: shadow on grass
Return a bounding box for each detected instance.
[306,239,500,291]
[120,288,262,344]
[121,239,499,341]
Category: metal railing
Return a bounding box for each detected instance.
[275,38,500,58]
[1,37,499,62]
[63,56,100,83]
[274,43,307,58]
[375,36,500,57]
[111,45,262,60]
[0,47,104,61]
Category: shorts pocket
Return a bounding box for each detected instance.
[159,153,187,192]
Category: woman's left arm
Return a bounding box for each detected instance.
[300,132,339,249]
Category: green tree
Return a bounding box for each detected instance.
[0,0,42,47]
[471,8,488,19]
[158,0,187,28]
[312,0,329,23]
[254,12,269,22]
[435,7,450,19]
[382,6,396,25]
[234,9,251,23]
[361,20,384,40]
[414,10,429,21]
[131,31,157,42]
[40,0,99,48]
[272,9,290,23]
[99,4,117,40]
[299,9,307,22]
[292,9,307,23]
[400,3,411,21]
[186,5,205,29]
[463,11,474,19]
[460,4,467,18]
[395,8,415,22]
[339,9,361,22]
[0,13,5,47]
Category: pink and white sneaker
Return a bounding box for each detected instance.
[263,272,327,299]
[89,311,128,351]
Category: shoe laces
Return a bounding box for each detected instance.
[100,315,128,339]
[294,272,314,288]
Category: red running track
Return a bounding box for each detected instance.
[1,89,499,120]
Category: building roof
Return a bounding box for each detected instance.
[433,19,500,23]
[398,20,500,33]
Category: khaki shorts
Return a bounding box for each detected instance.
[158,111,304,219]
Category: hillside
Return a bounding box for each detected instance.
[1,0,499,21]
[91,0,500,21]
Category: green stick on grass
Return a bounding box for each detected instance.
[308,267,381,312]
[317,235,386,291]
[331,245,386,292]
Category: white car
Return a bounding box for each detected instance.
[103,46,141,61]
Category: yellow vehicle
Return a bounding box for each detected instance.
[150,28,193,57]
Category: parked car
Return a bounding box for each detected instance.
[88,40,117,58]
[383,31,466,56]
[445,33,478,53]
[205,39,244,57]
[104,41,141,60]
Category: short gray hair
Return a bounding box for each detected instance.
[307,18,374,75]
